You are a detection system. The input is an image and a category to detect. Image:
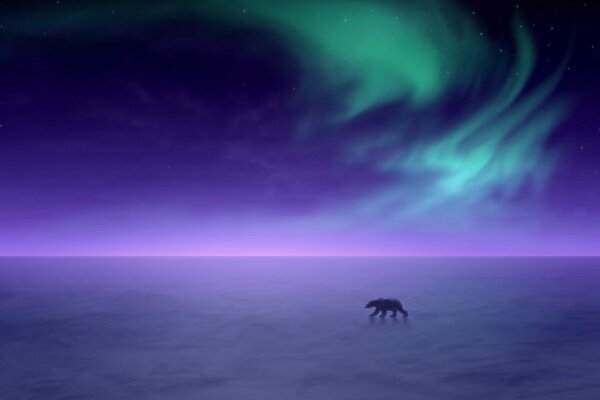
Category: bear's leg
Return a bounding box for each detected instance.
[398,305,408,317]
[391,309,398,318]
[370,308,381,317]
[380,309,388,318]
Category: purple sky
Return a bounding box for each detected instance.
[1,0,599,255]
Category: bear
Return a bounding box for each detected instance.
[365,298,408,318]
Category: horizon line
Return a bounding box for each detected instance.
[1,255,599,258]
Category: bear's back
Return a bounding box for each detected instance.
[381,298,401,309]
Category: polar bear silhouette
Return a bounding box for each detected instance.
[365,298,408,318]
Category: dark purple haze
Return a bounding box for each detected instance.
[0,1,599,255]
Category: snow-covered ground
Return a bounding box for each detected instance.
[1,257,600,399]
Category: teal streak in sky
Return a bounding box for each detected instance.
[348,20,569,226]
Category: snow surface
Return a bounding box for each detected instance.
[1,257,600,399]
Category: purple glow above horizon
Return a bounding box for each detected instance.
[1,1,599,256]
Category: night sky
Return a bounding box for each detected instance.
[1,0,599,255]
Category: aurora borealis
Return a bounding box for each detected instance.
[1,0,599,255]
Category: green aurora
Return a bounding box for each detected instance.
[6,0,571,225]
